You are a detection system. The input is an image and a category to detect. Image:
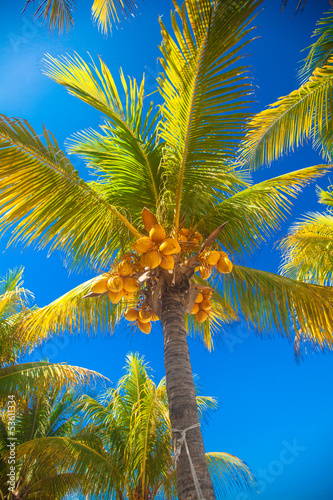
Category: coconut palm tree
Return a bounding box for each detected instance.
[0,268,103,402]
[14,353,255,499]
[1,1,333,497]
[22,0,141,34]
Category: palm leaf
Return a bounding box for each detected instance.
[0,115,141,271]
[158,0,262,228]
[92,0,140,34]
[219,265,333,349]
[23,0,75,34]
[241,58,333,168]
[280,212,333,285]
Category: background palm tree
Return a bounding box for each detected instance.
[1,0,333,497]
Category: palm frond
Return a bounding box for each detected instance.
[206,451,255,499]
[200,165,332,257]
[318,184,333,207]
[219,265,333,349]
[23,0,75,34]
[158,0,262,228]
[280,212,333,285]
[300,10,333,82]
[241,58,333,168]
[0,115,141,271]
[92,0,140,34]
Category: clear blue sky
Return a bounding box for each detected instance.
[0,1,333,499]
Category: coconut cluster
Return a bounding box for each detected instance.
[178,228,203,249]
[196,250,233,280]
[133,224,181,270]
[124,306,159,334]
[91,259,140,304]
[190,290,213,323]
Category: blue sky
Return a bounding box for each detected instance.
[0,1,333,499]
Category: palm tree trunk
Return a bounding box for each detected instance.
[161,281,215,500]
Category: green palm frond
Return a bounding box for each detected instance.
[0,115,141,270]
[318,184,333,207]
[280,212,333,285]
[219,265,333,349]
[206,451,255,499]
[241,58,333,168]
[92,0,140,34]
[200,165,332,257]
[23,0,75,34]
[158,0,262,228]
[18,277,122,345]
[0,362,105,402]
[301,10,333,82]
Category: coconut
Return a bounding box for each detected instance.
[123,290,135,301]
[108,290,123,304]
[199,266,211,280]
[191,303,200,315]
[149,224,166,243]
[117,260,133,277]
[139,309,152,324]
[150,312,159,322]
[144,250,162,269]
[196,310,208,323]
[133,237,153,254]
[201,298,212,311]
[195,292,204,304]
[159,238,181,255]
[206,250,221,266]
[160,254,174,270]
[107,275,123,292]
[91,278,108,294]
[124,308,139,321]
[217,256,233,274]
[122,277,138,293]
[138,321,152,334]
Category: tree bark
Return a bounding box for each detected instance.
[161,279,215,500]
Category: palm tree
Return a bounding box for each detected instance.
[22,0,141,34]
[0,268,104,402]
[14,353,255,499]
[1,0,333,497]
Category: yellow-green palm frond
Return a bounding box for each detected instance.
[0,115,141,271]
[0,361,105,403]
[241,58,333,169]
[18,277,123,346]
[318,184,333,207]
[280,212,333,285]
[158,0,263,228]
[301,10,333,82]
[200,165,331,258]
[23,0,75,34]
[206,452,255,499]
[220,265,333,349]
[92,0,140,34]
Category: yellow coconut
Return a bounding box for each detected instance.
[201,298,212,312]
[159,238,181,255]
[178,233,188,242]
[139,309,152,324]
[107,275,124,292]
[199,266,211,280]
[150,312,159,322]
[91,278,108,294]
[133,237,154,254]
[194,231,203,242]
[195,292,204,304]
[124,308,139,321]
[122,277,139,293]
[149,224,166,243]
[117,260,133,277]
[160,254,174,270]
[108,290,123,304]
[206,250,221,266]
[138,321,152,334]
[191,303,200,315]
[144,250,162,269]
[217,256,233,274]
[196,310,208,323]
[123,290,135,301]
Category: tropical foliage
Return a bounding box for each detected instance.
[2,0,333,497]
